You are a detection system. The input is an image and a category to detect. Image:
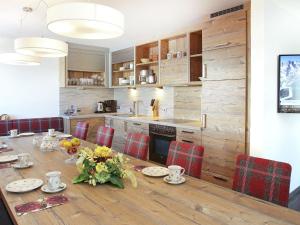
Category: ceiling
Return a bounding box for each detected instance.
[0,0,245,51]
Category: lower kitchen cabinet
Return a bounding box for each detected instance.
[64,117,105,143]
[126,121,149,135]
[176,127,202,145]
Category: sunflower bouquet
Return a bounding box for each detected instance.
[73,146,137,188]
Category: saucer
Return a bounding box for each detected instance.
[163,176,186,185]
[12,162,34,169]
[41,183,67,193]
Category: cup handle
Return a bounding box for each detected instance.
[180,168,185,176]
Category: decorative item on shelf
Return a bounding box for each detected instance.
[73,146,137,188]
[167,52,173,60]
[59,138,81,164]
[140,58,150,64]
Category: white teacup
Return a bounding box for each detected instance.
[48,129,55,136]
[18,153,31,167]
[9,129,18,137]
[168,165,185,182]
[46,171,62,191]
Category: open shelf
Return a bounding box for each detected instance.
[189,30,202,82]
[67,70,105,87]
[111,60,134,87]
[160,34,187,60]
[135,41,159,86]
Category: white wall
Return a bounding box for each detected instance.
[0,38,60,119]
[251,0,300,191]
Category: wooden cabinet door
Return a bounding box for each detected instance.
[160,58,189,85]
[201,79,246,187]
[126,121,149,135]
[202,11,246,52]
[111,119,126,152]
[202,45,246,80]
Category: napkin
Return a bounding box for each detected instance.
[0,148,13,153]
[0,163,11,169]
[133,165,147,172]
[15,195,69,216]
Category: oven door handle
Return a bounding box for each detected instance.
[150,132,176,139]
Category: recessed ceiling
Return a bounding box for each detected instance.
[0,0,245,51]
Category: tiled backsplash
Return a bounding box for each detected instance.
[59,88,114,114]
[114,86,201,120]
[59,86,201,119]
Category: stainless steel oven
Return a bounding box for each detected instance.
[149,124,176,165]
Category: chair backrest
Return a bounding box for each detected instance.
[95,126,114,148]
[73,121,89,140]
[0,117,64,136]
[166,141,204,178]
[123,133,150,160]
[232,154,292,207]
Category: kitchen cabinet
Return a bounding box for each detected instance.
[176,128,202,145]
[202,10,247,52]
[126,121,149,135]
[200,10,247,188]
[109,118,126,152]
[64,117,105,143]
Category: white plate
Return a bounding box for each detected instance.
[12,161,34,169]
[0,155,18,163]
[19,132,35,137]
[6,178,43,193]
[0,144,8,149]
[41,183,67,193]
[163,176,186,185]
[141,166,169,177]
[58,134,72,139]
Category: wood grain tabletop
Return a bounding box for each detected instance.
[0,134,300,225]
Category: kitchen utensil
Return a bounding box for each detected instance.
[17,153,31,167]
[167,52,173,60]
[120,79,130,85]
[8,129,18,137]
[147,74,156,84]
[48,129,55,136]
[96,102,105,113]
[41,183,67,193]
[46,171,62,191]
[19,132,35,137]
[141,166,169,177]
[6,178,43,193]
[12,162,34,169]
[168,165,185,182]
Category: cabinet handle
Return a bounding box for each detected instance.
[150,132,176,139]
[201,114,207,129]
[133,123,141,126]
[202,64,207,78]
[182,139,194,143]
[214,42,231,48]
[181,130,194,134]
[213,175,228,182]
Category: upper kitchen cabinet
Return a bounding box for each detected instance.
[202,11,247,81]
[160,34,189,85]
[61,44,110,88]
[135,41,159,87]
[111,47,135,88]
[202,10,246,52]
[189,30,202,83]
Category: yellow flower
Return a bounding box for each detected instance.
[94,146,112,158]
[96,162,108,173]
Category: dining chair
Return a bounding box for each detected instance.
[72,121,89,140]
[166,141,204,178]
[123,133,150,160]
[232,154,292,207]
[95,126,114,148]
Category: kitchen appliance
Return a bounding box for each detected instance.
[96,102,105,113]
[149,124,176,164]
[104,100,117,113]
[139,69,155,84]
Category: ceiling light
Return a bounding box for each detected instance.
[15,37,68,58]
[46,2,124,39]
[0,53,41,66]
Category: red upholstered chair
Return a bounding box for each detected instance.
[73,122,89,140]
[123,133,150,160]
[166,141,204,178]
[232,154,292,207]
[95,126,114,148]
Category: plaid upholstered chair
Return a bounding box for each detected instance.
[232,154,292,207]
[166,141,204,178]
[95,126,114,148]
[73,122,89,140]
[123,133,150,160]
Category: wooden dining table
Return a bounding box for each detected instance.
[0,134,300,225]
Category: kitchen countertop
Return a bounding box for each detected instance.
[61,113,202,130]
